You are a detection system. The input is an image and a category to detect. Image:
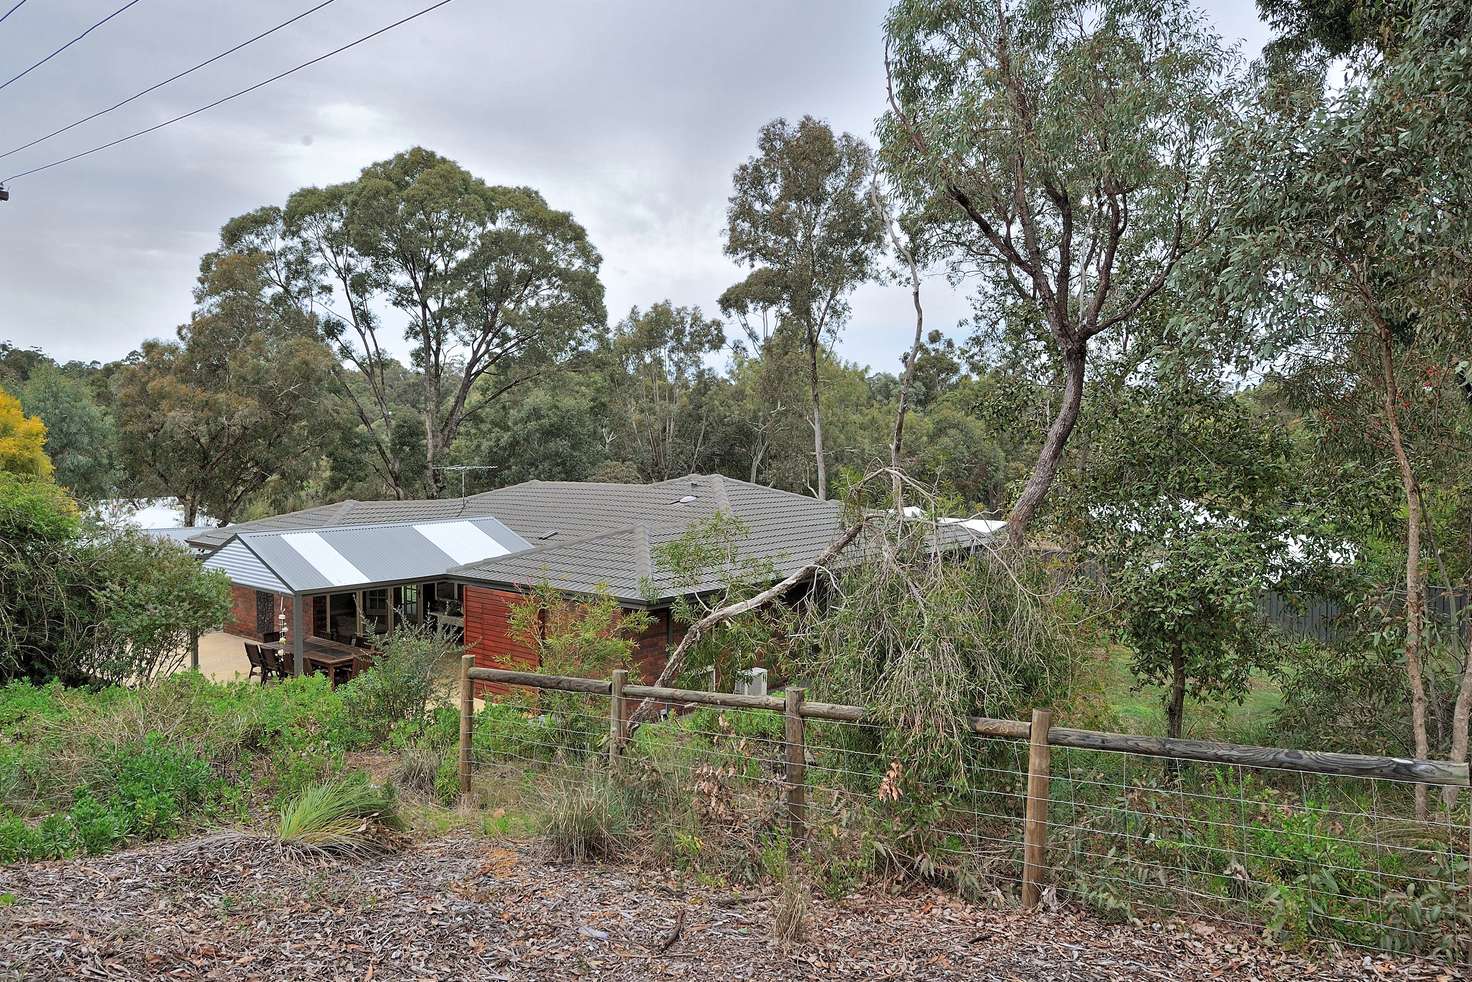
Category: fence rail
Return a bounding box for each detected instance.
[463,663,1471,788]
[458,658,1472,964]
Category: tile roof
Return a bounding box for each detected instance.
[192,475,994,604]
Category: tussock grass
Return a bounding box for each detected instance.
[540,773,633,863]
[772,869,810,949]
[276,780,406,857]
[391,747,444,796]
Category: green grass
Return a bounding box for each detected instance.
[1090,644,1283,743]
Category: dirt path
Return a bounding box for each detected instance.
[0,834,1456,981]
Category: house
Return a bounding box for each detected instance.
[189,475,989,685]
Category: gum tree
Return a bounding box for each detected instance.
[1219,2,1472,812]
[722,117,884,500]
[879,0,1235,546]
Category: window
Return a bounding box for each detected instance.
[363,588,389,633]
[396,584,419,622]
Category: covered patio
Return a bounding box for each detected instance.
[200,516,529,677]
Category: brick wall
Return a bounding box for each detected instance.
[223,586,318,641]
[464,586,539,697]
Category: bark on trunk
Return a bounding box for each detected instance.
[1446,609,1472,809]
[808,325,826,501]
[1376,328,1430,819]
[1006,343,1087,549]
[889,227,924,513]
[1166,641,1187,741]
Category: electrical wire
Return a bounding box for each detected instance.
[2,0,458,184]
[0,0,341,163]
[0,1,30,28]
[0,0,146,94]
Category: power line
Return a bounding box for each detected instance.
[0,1,30,28]
[3,0,458,184]
[0,0,146,94]
[0,0,340,163]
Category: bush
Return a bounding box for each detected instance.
[277,778,405,856]
[338,624,458,746]
[392,747,444,796]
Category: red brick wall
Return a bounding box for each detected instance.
[632,608,684,684]
[223,586,318,641]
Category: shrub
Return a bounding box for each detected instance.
[338,624,458,746]
[392,747,444,796]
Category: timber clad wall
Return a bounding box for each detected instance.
[462,585,681,696]
[464,586,538,696]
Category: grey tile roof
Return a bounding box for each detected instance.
[193,475,993,604]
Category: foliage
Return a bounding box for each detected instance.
[804,503,1085,792]
[338,623,459,746]
[605,302,727,481]
[509,586,651,680]
[880,0,1236,540]
[112,251,339,525]
[0,387,52,480]
[17,366,119,498]
[722,116,883,500]
[276,777,406,856]
[540,770,635,863]
[79,529,232,686]
[0,476,229,685]
[1062,379,1310,738]
[216,146,607,498]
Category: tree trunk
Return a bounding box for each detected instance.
[1006,342,1087,549]
[1376,327,1430,819]
[1446,600,1472,809]
[1166,640,1187,741]
[887,210,924,514]
[808,325,826,501]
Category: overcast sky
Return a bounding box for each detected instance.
[0,0,1270,374]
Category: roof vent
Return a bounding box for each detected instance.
[538,530,559,540]
[675,494,698,504]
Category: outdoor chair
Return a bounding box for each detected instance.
[261,631,282,644]
[244,643,266,683]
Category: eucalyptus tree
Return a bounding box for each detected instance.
[607,302,726,481]
[1219,1,1472,810]
[112,252,336,526]
[879,0,1236,547]
[214,147,606,499]
[721,117,885,500]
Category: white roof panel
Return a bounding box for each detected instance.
[415,520,510,565]
[280,532,369,588]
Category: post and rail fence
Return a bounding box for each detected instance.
[458,656,1472,963]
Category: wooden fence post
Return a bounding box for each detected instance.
[459,653,475,802]
[609,669,628,767]
[1022,707,1052,909]
[784,686,807,846]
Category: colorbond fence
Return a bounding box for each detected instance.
[457,657,1472,965]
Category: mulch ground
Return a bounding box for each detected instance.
[0,833,1462,981]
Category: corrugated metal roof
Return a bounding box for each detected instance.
[203,539,290,593]
[213,516,532,594]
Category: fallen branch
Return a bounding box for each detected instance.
[627,519,868,726]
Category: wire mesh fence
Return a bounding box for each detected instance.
[458,661,1471,966]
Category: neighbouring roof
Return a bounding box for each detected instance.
[202,516,532,594]
[194,475,994,603]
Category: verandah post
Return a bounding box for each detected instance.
[1022,707,1052,909]
[459,653,475,801]
[609,669,628,767]
[784,686,807,846]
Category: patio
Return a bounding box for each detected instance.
[187,632,376,684]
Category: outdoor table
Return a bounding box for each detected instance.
[260,638,372,683]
